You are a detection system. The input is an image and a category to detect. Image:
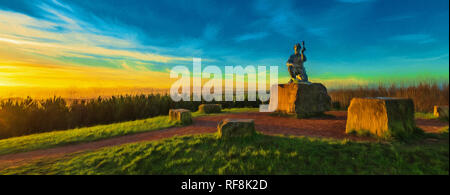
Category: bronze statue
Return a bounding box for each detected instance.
[287,41,309,83]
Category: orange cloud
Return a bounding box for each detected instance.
[0,60,177,88]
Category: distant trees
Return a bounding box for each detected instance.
[329,83,449,112]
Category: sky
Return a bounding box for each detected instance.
[0,0,448,92]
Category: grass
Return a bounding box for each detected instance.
[0,116,177,156]
[415,112,438,120]
[0,108,257,156]
[1,132,448,175]
[192,107,258,117]
[415,112,449,123]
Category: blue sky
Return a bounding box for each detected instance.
[0,0,448,88]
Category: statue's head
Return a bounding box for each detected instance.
[294,43,301,54]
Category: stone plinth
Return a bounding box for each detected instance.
[269,83,331,118]
[346,97,416,139]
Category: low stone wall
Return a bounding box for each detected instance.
[198,104,222,114]
[169,109,192,125]
[346,97,416,139]
[217,118,256,138]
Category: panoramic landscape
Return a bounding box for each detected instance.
[0,0,448,178]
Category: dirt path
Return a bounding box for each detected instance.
[0,111,447,170]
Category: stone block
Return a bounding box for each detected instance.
[169,109,192,125]
[218,118,256,138]
[198,104,222,114]
[346,97,416,139]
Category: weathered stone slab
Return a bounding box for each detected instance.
[434,105,449,120]
[269,83,331,118]
[218,118,256,138]
[169,109,192,125]
[346,97,416,139]
[198,104,222,114]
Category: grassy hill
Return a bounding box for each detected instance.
[1,129,448,175]
[0,108,447,175]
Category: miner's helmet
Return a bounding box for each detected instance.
[294,43,301,50]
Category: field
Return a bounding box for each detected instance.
[1,130,448,175]
[0,108,448,175]
[0,108,257,156]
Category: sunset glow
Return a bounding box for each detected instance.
[0,0,448,98]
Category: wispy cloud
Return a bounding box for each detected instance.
[251,0,330,39]
[253,1,300,38]
[234,32,269,42]
[0,3,192,69]
[389,33,436,44]
[51,0,73,11]
[392,53,449,62]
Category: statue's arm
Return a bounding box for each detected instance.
[301,41,307,62]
